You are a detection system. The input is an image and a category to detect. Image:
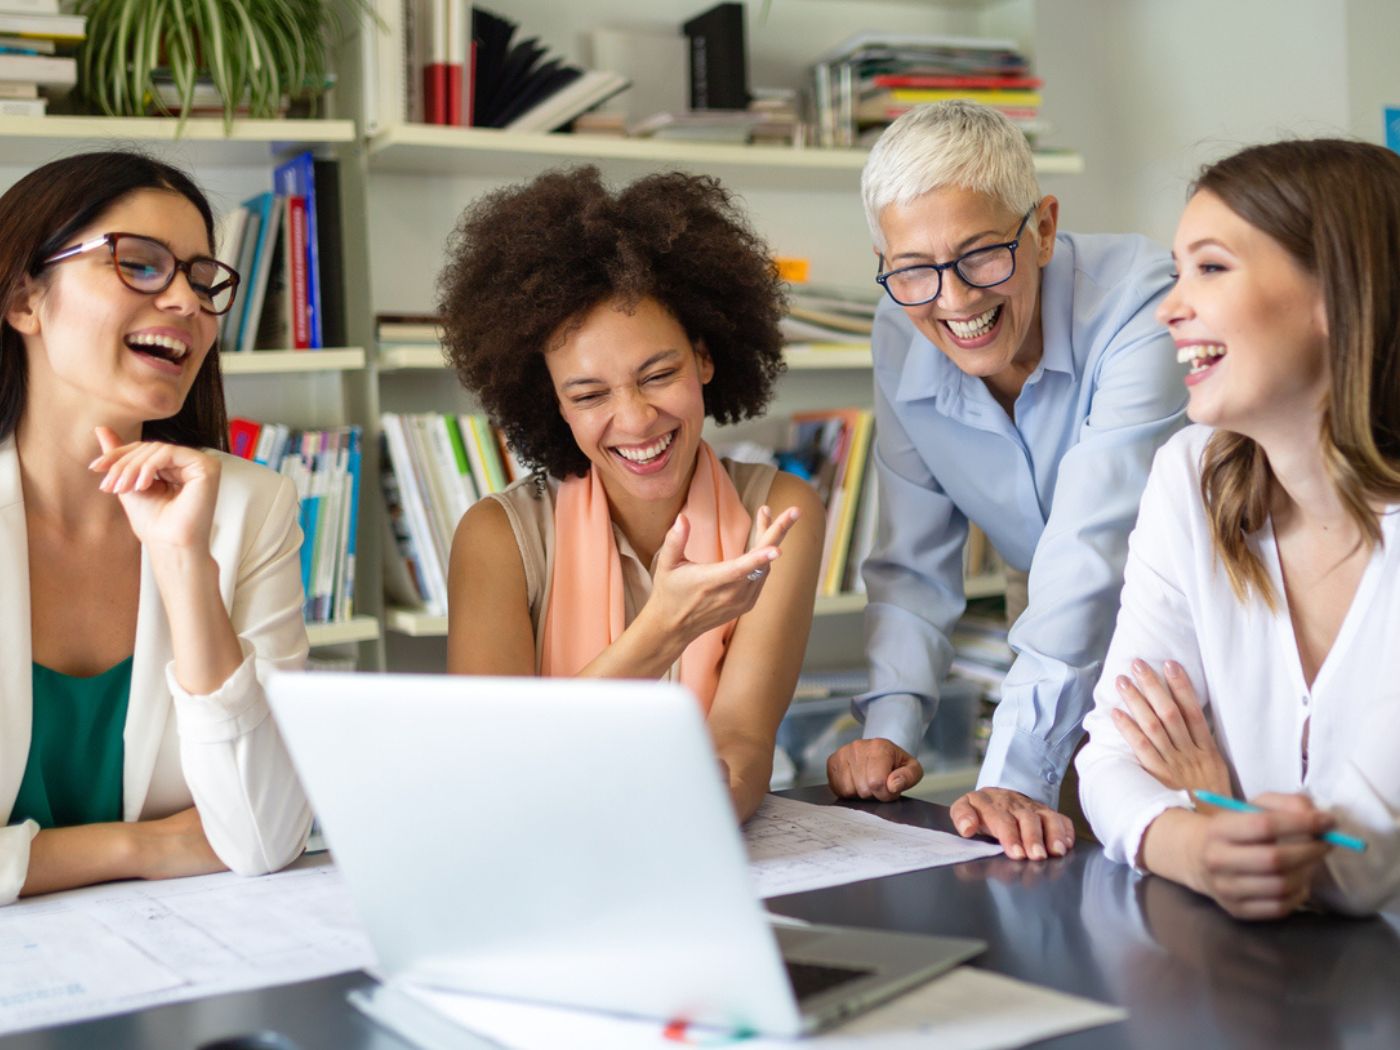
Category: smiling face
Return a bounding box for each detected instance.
[11,188,218,429]
[877,185,1057,385]
[546,296,714,514]
[1158,189,1329,438]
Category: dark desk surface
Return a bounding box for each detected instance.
[5,787,1399,1050]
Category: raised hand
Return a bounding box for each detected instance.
[89,426,220,553]
[1112,658,1231,796]
[645,504,801,646]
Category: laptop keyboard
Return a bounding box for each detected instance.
[784,960,874,1001]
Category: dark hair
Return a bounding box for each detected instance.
[1192,139,1400,604]
[436,166,786,479]
[0,150,228,450]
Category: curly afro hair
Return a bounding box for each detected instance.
[436,166,787,479]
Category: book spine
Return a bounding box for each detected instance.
[422,0,450,124]
[340,426,363,620]
[228,418,261,460]
[287,195,310,349]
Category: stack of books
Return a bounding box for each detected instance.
[214,153,346,353]
[780,283,878,346]
[809,32,1041,148]
[376,313,444,362]
[227,420,364,626]
[379,412,525,615]
[763,408,876,598]
[0,0,85,116]
[367,2,628,133]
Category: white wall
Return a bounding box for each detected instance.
[1035,0,1353,244]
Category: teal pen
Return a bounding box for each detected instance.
[1191,790,1367,853]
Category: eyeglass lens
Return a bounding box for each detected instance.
[113,235,237,315]
[883,244,1016,306]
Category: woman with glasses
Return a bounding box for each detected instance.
[1078,139,1400,919]
[438,167,824,822]
[825,100,1186,862]
[0,151,311,904]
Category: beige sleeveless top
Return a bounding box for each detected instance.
[487,458,778,676]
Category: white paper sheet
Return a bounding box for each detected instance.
[372,966,1125,1050]
[744,795,1002,899]
[0,857,373,1036]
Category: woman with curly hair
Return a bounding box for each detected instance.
[438,167,823,821]
[1077,139,1400,919]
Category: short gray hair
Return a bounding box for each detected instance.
[861,100,1041,251]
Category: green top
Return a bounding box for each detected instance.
[10,658,133,829]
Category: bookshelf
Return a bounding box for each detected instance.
[220,348,367,375]
[365,123,1082,187]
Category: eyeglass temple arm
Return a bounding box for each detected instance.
[42,234,112,265]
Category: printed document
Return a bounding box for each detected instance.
[744,795,1002,899]
[0,857,372,1036]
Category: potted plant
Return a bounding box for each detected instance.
[72,0,371,123]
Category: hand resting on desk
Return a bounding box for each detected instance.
[825,738,924,802]
[22,806,227,898]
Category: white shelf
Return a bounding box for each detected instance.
[813,574,1005,616]
[306,615,381,647]
[0,117,356,166]
[378,345,449,371]
[220,347,366,375]
[784,346,872,370]
[386,607,449,637]
[366,124,1082,188]
[382,344,870,372]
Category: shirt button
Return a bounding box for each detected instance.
[1302,694,1310,707]
[1042,767,1059,785]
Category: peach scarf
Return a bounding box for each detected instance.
[541,442,750,713]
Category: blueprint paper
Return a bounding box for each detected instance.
[744,795,1002,899]
[0,858,373,1036]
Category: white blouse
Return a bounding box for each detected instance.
[1076,425,1400,915]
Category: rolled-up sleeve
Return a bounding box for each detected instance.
[170,471,313,876]
[0,820,39,906]
[980,316,1185,806]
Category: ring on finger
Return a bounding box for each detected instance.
[745,568,766,582]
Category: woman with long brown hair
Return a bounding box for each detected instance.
[1077,138,1400,919]
[0,152,311,903]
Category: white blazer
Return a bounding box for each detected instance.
[0,436,313,904]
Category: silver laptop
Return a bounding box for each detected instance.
[268,672,984,1038]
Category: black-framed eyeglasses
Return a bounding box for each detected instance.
[875,205,1037,307]
[42,232,241,316]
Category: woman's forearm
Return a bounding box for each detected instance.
[576,603,689,681]
[1138,807,1207,892]
[21,824,139,897]
[149,547,244,696]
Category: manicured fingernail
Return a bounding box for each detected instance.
[1132,659,1149,675]
[1051,840,1067,857]
[1115,675,1132,692]
[1008,845,1025,860]
[1164,660,1182,677]
[957,821,974,836]
[1030,845,1047,861]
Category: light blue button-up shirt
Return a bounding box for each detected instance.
[856,231,1187,807]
